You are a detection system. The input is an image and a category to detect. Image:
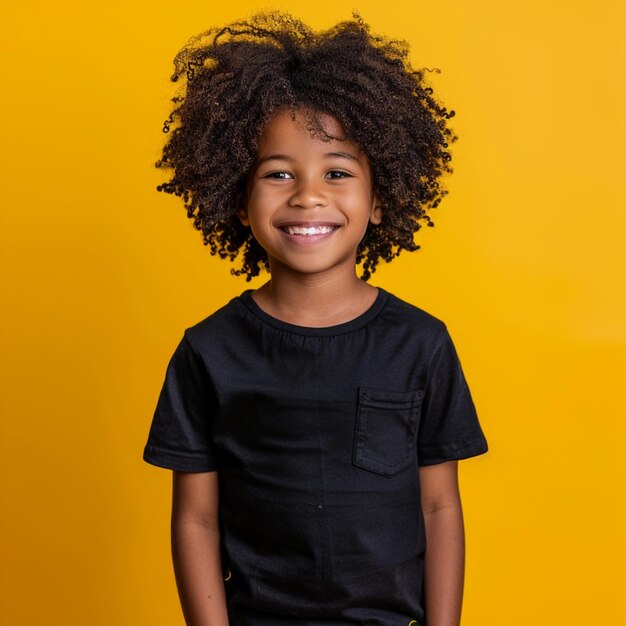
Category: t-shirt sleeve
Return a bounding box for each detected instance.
[143,332,218,472]
[417,325,489,466]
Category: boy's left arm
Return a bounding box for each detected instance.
[419,460,465,626]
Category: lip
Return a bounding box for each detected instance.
[275,220,342,228]
[276,221,341,247]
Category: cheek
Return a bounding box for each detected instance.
[246,185,293,230]
[344,190,376,217]
[246,185,275,213]
[242,197,275,242]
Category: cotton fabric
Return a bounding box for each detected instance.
[143,287,488,625]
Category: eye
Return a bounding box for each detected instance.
[262,171,293,180]
[325,170,352,180]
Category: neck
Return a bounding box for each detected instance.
[251,263,379,327]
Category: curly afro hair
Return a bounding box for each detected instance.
[156,11,458,281]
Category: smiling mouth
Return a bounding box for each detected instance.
[280,225,339,236]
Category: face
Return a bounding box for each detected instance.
[237,108,382,280]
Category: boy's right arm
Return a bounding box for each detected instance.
[171,470,229,626]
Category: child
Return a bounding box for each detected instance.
[143,11,488,626]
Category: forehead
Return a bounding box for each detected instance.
[257,108,363,156]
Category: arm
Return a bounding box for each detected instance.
[171,470,229,626]
[419,460,465,626]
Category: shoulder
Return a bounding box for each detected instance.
[379,288,448,339]
[179,293,249,352]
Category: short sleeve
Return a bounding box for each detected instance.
[142,332,218,472]
[417,326,488,466]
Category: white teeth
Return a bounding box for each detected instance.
[284,225,336,236]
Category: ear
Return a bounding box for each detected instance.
[369,193,383,225]
[235,191,250,227]
[237,206,250,227]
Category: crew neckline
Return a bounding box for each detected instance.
[237,287,390,336]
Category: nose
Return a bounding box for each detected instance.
[288,176,328,209]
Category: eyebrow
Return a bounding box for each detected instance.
[255,151,361,167]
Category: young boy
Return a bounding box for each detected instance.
[143,12,488,626]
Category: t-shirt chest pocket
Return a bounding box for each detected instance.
[352,387,424,477]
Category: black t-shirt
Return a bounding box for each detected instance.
[143,287,488,626]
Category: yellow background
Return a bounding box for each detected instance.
[2,0,624,624]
